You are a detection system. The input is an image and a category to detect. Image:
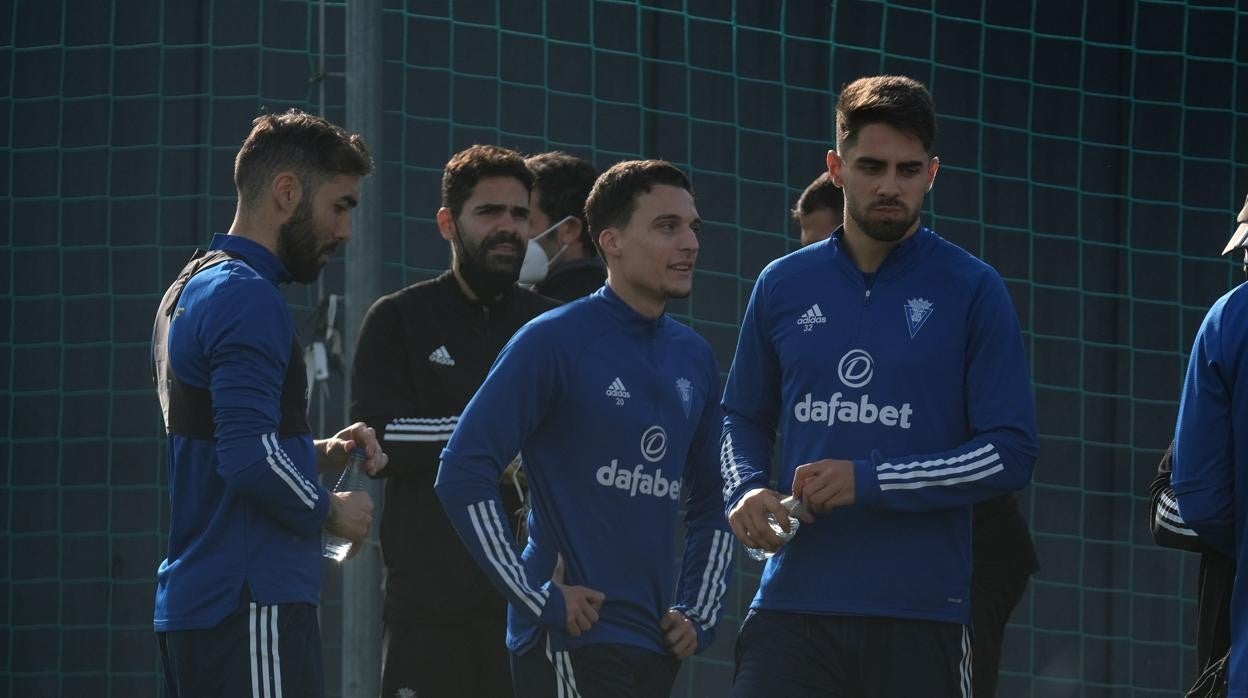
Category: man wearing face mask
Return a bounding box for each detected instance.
[519,151,604,301]
[350,145,557,698]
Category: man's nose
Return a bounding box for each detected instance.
[876,170,901,198]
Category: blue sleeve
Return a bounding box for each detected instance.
[720,272,781,511]
[1172,304,1237,557]
[434,323,568,631]
[205,276,329,536]
[670,355,734,653]
[853,271,1037,512]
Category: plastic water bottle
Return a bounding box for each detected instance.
[321,448,369,562]
[745,495,806,562]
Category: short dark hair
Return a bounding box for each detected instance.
[791,172,843,221]
[585,160,692,251]
[526,151,599,256]
[441,145,533,217]
[836,75,936,154]
[234,109,373,207]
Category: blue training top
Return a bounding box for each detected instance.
[435,285,734,655]
[154,233,329,632]
[721,226,1038,626]
[1172,281,1248,697]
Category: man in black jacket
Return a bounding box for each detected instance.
[351,145,557,698]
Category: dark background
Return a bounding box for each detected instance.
[4,0,1247,695]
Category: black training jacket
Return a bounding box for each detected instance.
[351,271,557,622]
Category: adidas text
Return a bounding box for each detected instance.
[793,392,913,429]
[596,460,682,500]
[797,304,827,332]
[606,377,630,404]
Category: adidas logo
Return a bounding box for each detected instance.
[797,304,827,332]
[605,377,631,403]
[428,345,455,366]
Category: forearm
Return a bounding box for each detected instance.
[854,430,1036,512]
[720,417,775,511]
[217,433,331,536]
[672,526,734,642]
[434,454,565,628]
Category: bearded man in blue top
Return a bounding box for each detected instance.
[151,109,388,698]
[722,75,1038,698]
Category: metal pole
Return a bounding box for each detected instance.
[344,0,383,696]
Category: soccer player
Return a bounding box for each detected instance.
[722,75,1038,696]
[150,109,386,698]
[790,166,1038,698]
[350,145,557,698]
[435,160,734,698]
[520,151,604,301]
[1170,192,1248,697]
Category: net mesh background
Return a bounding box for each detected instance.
[4,0,1247,695]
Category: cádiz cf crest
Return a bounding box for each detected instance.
[676,377,693,418]
[904,298,935,338]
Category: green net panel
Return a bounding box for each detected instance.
[5,0,1246,695]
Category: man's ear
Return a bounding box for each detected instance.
[826,149,844,187]
[598,227,623,262]
[436,207,456,242]
[557,218,583,246]
[271,172,302,217]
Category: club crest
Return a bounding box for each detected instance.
[904,298,934,338]
[676,378,693,418]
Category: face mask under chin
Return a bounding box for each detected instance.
[518,215,575,286]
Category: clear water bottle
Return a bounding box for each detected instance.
[321,448,369,562]
[745,495,806,562]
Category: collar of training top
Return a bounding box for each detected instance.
[598,283,668,332]
[437,268,523,309]
[208,233,292,284]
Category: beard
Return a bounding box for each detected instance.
[452,222,524,300]
[846,196,918,243]
[277,199,335,284]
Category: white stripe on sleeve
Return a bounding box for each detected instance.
[1156,491,1198,536]
[877,444,1005,491]
[261,433,319,508]
[467,501,546,616]
[719,433,743,501]
[385,416,459,443]
[691,530,733,629]
[879,464,1004,491]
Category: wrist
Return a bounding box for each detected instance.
[852,457,881,506]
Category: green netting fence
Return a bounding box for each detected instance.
[5,1,1247,696]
